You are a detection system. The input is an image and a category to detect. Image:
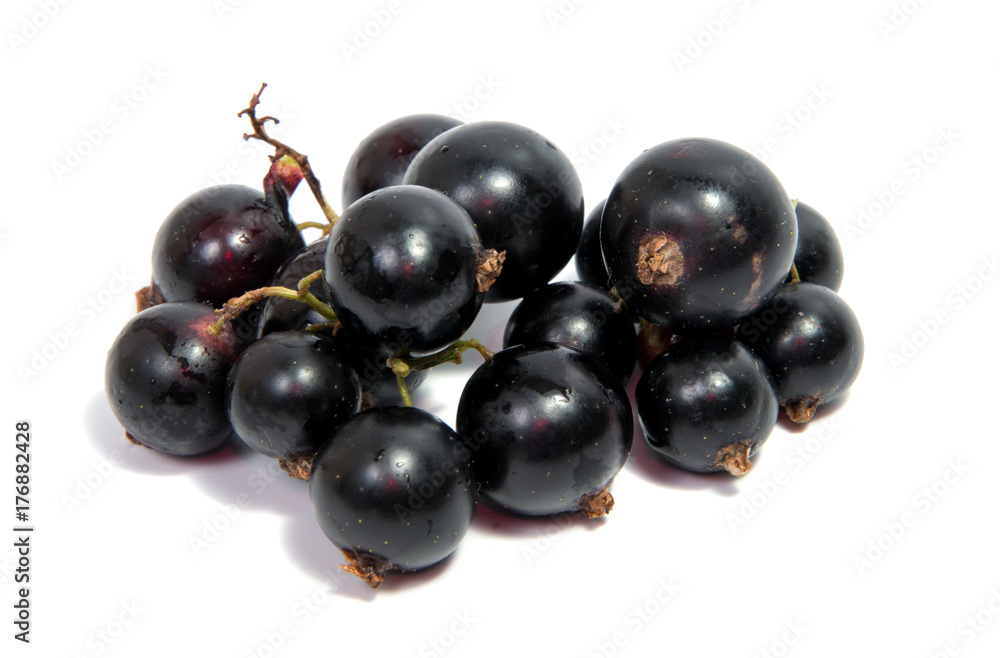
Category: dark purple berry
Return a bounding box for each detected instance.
[601,138,796,333]
[737,282,863,423]
[309,406,476,588]
[255,236,428,407]
[226,331,361,475]
[456,344,632,518]
[342,114,462,208]
[403,121,584,302]
[503,281,637,384]
[256,237,333,338]
[575,199,610,289]
[323,185,486,357]
[152,185,304,307]
[636,336,778,476]
[790,201,844,291]
[105,302,244,456]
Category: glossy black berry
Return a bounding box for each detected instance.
[790,201,844,291]
[152,184,304,307]
[601,138,796,333]
[256,236,428,406]
[105,302,244,456]
[403,121,584,302]
[636,336,778,476]
[575,199,610,289]
[737,282,863,423]
[324,185,486,357]
[342,114,462,208]
[456,343,632,518]
[503,282,637,384]
[309,406,476,588]
[226,331,361,473]
[256,237,333,338]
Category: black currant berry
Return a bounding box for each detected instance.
[226,330,361,478]
[324,185,492,357]
[790,201,844,291]
[256,237,333,338]
[636,336,778,476]
[403,121,584,302]
[342,114,462,208]
[737,282,863,423]
[575,199,610,289]
[152,184,304,307]
[503,281,637,384]
[456,343,632,517]
[255,236,428,407]
[105,302,244,456]
[309,406,476,588]
[601,138,796,333]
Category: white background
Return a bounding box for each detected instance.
[3,0,999,656]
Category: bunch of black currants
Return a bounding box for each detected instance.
[104,85,862,588]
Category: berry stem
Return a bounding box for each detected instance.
[209,269,338,335]
[296,221,333,233]
[395,374,413,407]
[239,83,340,225]
[389,339,494,407]
[304,322,341,333]
[391,340,494,374]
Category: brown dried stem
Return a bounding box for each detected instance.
[239,83,339,224]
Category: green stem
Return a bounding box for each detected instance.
[396,374,413,407]
[304,322,341,333]
[388,339,494,407]
[391,340,493,373]
[789,262,801,283]
[297,221,330,232]
[209,269,337,335]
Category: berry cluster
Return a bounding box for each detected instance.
[104,85,863,588]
